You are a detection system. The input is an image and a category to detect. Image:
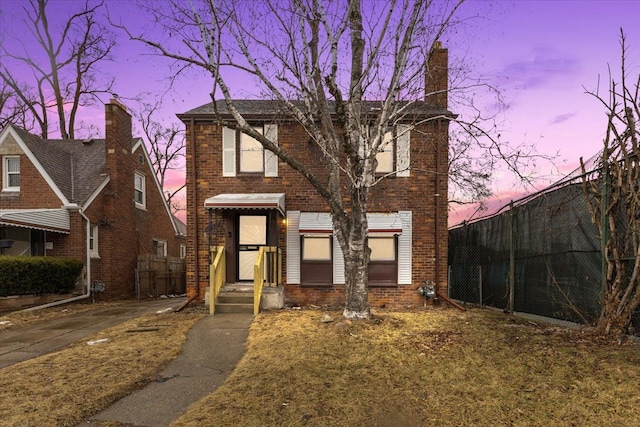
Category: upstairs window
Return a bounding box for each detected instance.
[134,172,146,208]
[2,156,20,191]
[222,125,278,177]
[372,125,411,177]
[240,127,264,173]
[375,131,394,173]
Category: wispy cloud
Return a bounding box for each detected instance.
[498,49,581,90]
[549,113,575,125]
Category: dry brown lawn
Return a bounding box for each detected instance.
[0,309,204,427]
[173,308,640,427]
[2,305,639,427]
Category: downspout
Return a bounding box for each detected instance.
[434,119,441,300]
[22,207,92,312]
[176,117,200,311]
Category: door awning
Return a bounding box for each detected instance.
[204,193,285,216]
[298,212,403,235]
[0,209,70,234]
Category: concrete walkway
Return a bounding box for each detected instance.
[77,313,253,427]
[0,298,186,369]
[1,298,254,427]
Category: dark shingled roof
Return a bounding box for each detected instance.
[10,125,122,206]
[180,99,450,118]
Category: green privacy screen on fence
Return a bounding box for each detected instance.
[449,179,604,325]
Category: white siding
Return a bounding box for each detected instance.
[222,127,236,177]
[291,211,411,285]
[286,211,301,284]
[299,212,332,233]
[396,124,410,177]
[397,211,412,284]
[333,236,345,284]
[264,124,278,177]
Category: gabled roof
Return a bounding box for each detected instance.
[1,124,117,207]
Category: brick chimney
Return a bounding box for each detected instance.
[105,98,132,190]
[425,41,448,110]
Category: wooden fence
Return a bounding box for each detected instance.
[136,255,186,299]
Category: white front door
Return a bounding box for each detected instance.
[237,215,267,281]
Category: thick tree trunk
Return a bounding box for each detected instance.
[342,214,370,319]
[338,184,371,319]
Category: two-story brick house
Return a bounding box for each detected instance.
[0,99,184,300]
[179,46,450,309]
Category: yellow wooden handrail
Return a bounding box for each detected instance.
[253,247,265,315]
[209,246,225,315]
[253,246,282,314]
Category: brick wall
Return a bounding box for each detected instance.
[0,133,64,209]
[93,100,181,299]
[0,104,181,301]
[184,116,449,309]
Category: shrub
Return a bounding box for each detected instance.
[0,256,84,297]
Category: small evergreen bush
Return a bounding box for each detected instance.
[0,256,83,296]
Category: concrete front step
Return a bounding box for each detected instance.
[217,293,254,304]
[214,302,254,314]
[215,286,255,314]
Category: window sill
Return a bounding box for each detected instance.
[135,203,147,211]
[368,282,400,288]
[90,255,101,260]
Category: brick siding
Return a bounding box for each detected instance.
[0,101,181,300]
[184,118,449,309]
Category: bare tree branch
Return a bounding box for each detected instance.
[582,29,640,336]
[0,0,115,139]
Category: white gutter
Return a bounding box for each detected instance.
[21,206,92,312]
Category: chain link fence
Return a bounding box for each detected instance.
[449,168,618,328]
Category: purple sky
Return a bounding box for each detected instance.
[1,0,639,225]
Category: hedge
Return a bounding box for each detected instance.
[0,256,84,297]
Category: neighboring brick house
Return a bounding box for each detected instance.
[179,47,450,309]
[0,99,184,299]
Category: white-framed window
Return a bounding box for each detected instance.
[222,125,278,177]
[239,127,264,173]
[89,225,99,258]
[287,211,411,286]
[2,156,20,191]
[134,172,146,208]
[153,239,167,257]
[375,131,394,173]
[179,244,186,259]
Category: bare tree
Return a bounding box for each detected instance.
[0,0,115,139]
[133,100,186,214]
[581,30,640,336]
[122,0,522,318]
[0,80,31,131]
